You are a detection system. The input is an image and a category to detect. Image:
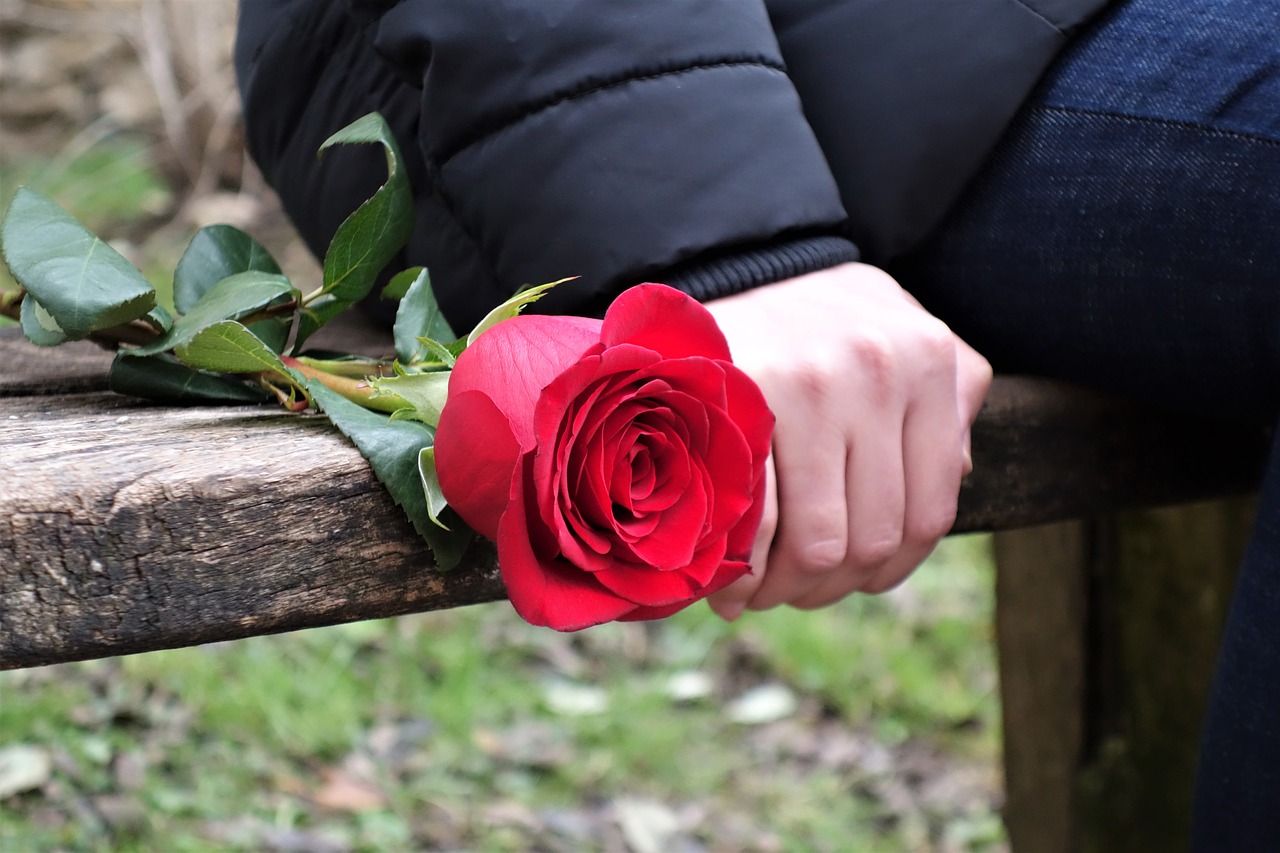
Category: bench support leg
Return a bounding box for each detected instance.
[995,497,1254,852]
[995,520,1089,853]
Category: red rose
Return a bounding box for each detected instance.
[435,284,774,630]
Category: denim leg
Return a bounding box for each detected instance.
[890,0,1280,845]
[892,0,1280,424]
[1195,430,1280,849]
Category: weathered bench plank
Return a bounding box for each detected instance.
[1,387,505,669]
[0,326,1269,669]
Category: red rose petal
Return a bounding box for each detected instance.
[451,314,602,450]
[634,357,728,412]
[499,454,637,631]
[617,558,752,622]
[725,464,769,563]
[592,560,700,608]
[623,455,706,569]
[698,405,756,531]
[722,362,775,463]
[679,534,731,587]
[435,389,522,541]
[600,284,732,361]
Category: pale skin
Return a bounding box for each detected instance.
[703,262,993,619]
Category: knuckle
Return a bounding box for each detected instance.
[842,334,897,405]
[796,537,847,574]
[918,321,957,359]
[908,504,959,543]
[974,354,994,385]
[850,532,902,567]
[846,333,895,378]
[791,361,835,407]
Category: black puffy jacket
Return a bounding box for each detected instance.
[235,0,1112,329]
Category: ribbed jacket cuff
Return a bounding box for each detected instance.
[661,236,860,303]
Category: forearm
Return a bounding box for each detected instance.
[345,0,856,322]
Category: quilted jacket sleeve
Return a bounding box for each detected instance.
[344,0,858,322]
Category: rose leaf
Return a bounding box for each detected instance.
[306,380,472,569]
[146,303,174,334]
[392,267,456,363]
[127,271,296,357]
[466,277,574,346]
[1,186,156,339]
[369,371,451,426]
[174,320,294,381]
[417,447,452,529]
[381,265,423,301]
[292,113,413,351]
[108,352,271,404]
[173,224,281,314]
[18,295,69,347]
[295,295,349,352]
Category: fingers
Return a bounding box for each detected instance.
[956,340,992,478]
[956,337,994,425]
[790,538,937,609]
[707,456,777,621]
[749,326,958,613]
[742,384,858,610]
[699,264,993,620]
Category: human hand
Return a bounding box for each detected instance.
[703,263,992,619]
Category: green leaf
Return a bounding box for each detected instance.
[245,317,290,354]
[173,224,282,314]
[310,112,413,311]
[414,336,457,368]
[294,295,348,352]
[417,447,452,529]
[369,370,451,426]
[306,381,472,569]
[467,278,572,346]
[381,266,422,301]
[19,294,69,346]
[1,186,156,338]
[129,270,295,357]
[392,268,456,363]
[175,320,295,383]
[146,303,174,333]
[109,352,271,404]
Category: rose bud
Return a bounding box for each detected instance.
[435,284,774,630]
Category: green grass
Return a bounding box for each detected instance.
[0,135,171,235]
[0,535,1002,852]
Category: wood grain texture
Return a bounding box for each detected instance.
[0,334,112,396]
[1,388,504,669]
[994,521,1090,853]
[0,326,1270,667]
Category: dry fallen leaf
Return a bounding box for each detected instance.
[311,767,386,813]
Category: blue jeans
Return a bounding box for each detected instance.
[891,0,1280,845]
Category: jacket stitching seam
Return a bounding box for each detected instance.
[1007,0,1066,33]
[1041,104,1280,150]
[435,58,787,167]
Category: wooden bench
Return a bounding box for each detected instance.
[0,318,1269,850]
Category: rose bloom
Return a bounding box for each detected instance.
[435,284,774,630]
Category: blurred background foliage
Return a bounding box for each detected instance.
[0,2,1007,850]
